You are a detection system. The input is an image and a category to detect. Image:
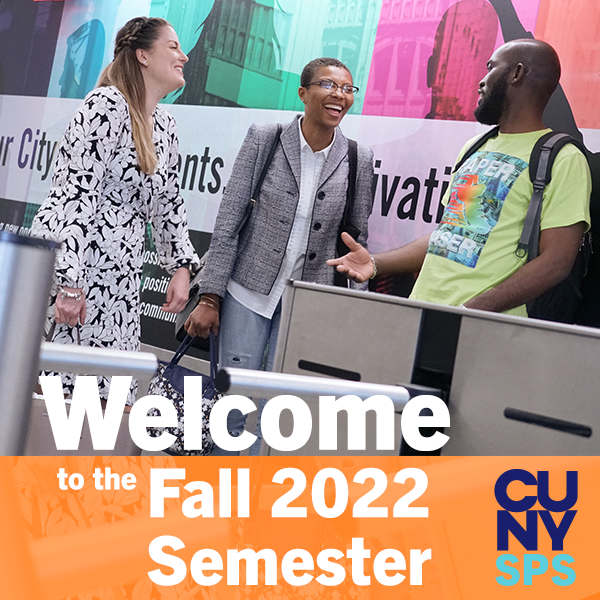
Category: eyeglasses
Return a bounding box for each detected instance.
[305,79,359,95]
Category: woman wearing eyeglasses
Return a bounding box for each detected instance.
[185,57,374,452]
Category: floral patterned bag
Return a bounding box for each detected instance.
[146,333,219,455]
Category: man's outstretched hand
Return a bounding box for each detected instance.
[326,232,373,283]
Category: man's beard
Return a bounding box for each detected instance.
[474,69,510,125]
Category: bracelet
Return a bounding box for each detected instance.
[200,294,220,307]
[198,300,219,311]
[199,297,219,308]
[58,286,83,301]
[199,294,220,309]
[369,255,378,279]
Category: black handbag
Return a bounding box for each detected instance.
[146,332,219,456]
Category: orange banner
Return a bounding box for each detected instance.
[1,456,598,600]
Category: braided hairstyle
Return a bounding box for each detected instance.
[98,17,169,174]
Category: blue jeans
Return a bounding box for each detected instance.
[211,291,282,456]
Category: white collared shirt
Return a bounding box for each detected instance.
[227,119,335,318]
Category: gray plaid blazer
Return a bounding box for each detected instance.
[199,115,375,298]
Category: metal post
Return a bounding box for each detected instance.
[0,232,58,455]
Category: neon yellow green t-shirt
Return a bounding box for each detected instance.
[410,129,591,316]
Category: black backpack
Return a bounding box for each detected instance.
[453,126,592,324]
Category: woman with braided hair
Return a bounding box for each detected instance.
[32,17,200,403]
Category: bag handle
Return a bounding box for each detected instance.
[232,124,283,238]
[209,331,218,380]
[169,332,218,378]
[169,334,196,367]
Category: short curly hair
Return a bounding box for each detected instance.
[300,57,352,88]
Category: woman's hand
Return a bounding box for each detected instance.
[185,294,221,338]
[162,266,190,314]
[326,232,373,283]
[55,287,86,327]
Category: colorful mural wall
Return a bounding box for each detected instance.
[1,0,599,349]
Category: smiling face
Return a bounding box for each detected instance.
[298,65,355,131]
[138,25,188,97]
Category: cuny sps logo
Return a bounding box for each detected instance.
[494,469,577,586]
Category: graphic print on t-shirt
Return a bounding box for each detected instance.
[428,150,527,268]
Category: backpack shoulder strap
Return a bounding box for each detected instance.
[518,132,585,261]
[251,123,283,201]
[341,138,358,228]
[528,131,586,186]
[232,123,282,238]
[452,125,500,173]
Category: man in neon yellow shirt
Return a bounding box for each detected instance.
[328,39,591,316]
